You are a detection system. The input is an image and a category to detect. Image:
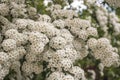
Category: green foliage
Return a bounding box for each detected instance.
[26,0,49,14]
[116,8,120,18]
[52,0,66,8]
[103,67,120,80]
[79,10,90,19]
[67,0,73,4]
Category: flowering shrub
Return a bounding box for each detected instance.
[0,0,120,80]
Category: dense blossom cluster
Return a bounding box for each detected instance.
[109,12,120,35]
[95,6,108,36]
[87,38,119,67]
[95,5,120,37]
[0,0,120,80]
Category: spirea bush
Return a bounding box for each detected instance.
[0,0,120,80]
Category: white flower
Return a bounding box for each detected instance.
[0,3,9,16]
[1,39,17,51]
[53,19,65,29]
[13,18,28,29]
[28,31,49,45]
[30,42,45,54]
[38,14,51,22]
[87,38,97,50]
[46,71,64,80]
[60,58,73,71]
[49,36,67,49]
[70,66,86,80]
[0,52,9,63]
[63,74,74,80]
[87,27,98,37]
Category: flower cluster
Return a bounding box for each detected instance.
[0,0,120,80]
[109,12,120,35]
[87,38,119,67]
[95,6,108,36]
